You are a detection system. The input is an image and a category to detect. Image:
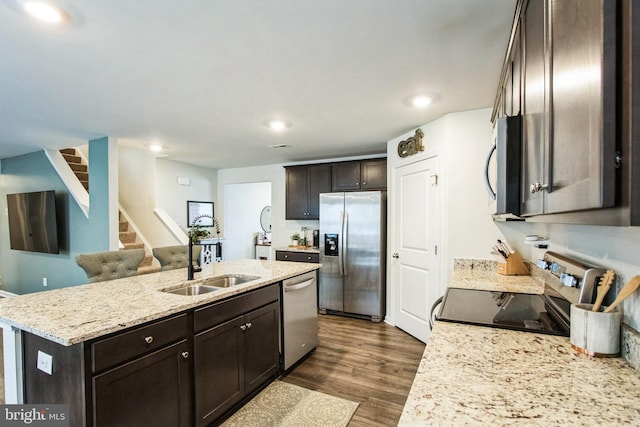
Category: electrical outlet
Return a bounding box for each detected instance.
[43,277,47,287]
[37,351,53,375]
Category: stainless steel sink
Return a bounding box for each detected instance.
[162,275,260,296]
[164,284,220,296]
[201,275,259,288]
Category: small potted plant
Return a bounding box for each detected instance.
[290,233,301,246]
[188,224,211,243]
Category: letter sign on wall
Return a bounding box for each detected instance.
[397,129,425,158]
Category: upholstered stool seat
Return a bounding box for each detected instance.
[75,249,146,283]
[152,245,202,271]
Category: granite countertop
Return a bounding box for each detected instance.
[399,260,640,426]
[0,259,319,346]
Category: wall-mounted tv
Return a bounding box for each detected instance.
[6,190,60,254]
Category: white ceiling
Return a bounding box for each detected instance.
[0,0,515,169]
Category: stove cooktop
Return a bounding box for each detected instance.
[436,287,571,336]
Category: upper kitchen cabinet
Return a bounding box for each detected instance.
[331,159,387,192]
[521,0,546,216]
[285,164,331,220]
[493,0,638,224]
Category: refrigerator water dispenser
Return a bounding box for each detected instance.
[324,234,339,256]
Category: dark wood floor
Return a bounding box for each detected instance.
[281,314,426,427]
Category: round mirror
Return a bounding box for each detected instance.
[260,206,272,233]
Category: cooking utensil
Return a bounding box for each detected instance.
[604,275,640,313]
[591,270,615,312]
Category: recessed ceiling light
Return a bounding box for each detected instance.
[22,1,68,23]
[404,93,437,109]
[148,144,163,152]
[411,95,432,108]
[264,119,291,131]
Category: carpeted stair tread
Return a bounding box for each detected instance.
[119,231,137,243]
[69,163,87,172]
[123,242,145,249]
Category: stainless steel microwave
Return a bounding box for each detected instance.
[484,115,522,216]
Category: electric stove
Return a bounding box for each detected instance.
[436,286,571,336]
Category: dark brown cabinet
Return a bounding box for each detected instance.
[285,164,331,219]
[285,159,387,220]
[494,0,628,223]
[193,285,280,427]
[93,340,192,427]
[521,0,617,217]
[91,313,192,427]
[275,250,319,263]
[331,159,387,192]
[21,284,283,427]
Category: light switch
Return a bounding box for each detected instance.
[37,350,53,375]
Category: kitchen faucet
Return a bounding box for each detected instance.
[187,236,200,280]
[187,213,218,280]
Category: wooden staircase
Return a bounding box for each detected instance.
[60,148,89,190]
[60,148,159,275]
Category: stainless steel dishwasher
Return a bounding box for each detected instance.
[282,270,318,370]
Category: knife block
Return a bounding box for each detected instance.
[497,251,529,276]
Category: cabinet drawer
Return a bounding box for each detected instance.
[275,251,319,263]
[92,314,189,373]
[194,284,279,333]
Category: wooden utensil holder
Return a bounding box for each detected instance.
[497,251,529,276]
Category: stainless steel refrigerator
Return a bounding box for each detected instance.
[319,191,386,322]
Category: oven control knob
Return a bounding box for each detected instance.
[536,259,550,270]
[560,273,577,288]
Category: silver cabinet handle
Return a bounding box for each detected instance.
[144,336,154,344]
[246,322,252,329]
[181,351,189,359]
[530,182,549,194]
[392,253,399,259]
[240,324,247,331]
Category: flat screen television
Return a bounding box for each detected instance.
[6,190,60,254]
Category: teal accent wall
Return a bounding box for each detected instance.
[0,147,111,294]
[88,137,113,249]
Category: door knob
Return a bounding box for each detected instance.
[392,253,399,259]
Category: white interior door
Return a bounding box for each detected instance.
[392,156,439,343]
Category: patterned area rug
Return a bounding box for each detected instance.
[221,381,359,427]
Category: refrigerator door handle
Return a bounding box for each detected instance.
[338,211,345,275]
[342,210,348,276]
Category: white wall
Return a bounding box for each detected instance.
[224,182,271,260]
[155,157,218,234]
[119,146,218,248]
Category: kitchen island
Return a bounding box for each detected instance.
[0,259,320,426]
[399,262,640,425]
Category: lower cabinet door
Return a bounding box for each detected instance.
[92,340,191,427]
[194,316,245,427]
[244,302,280,395]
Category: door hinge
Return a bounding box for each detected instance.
[435,245,438,255]
[431,174,439,186]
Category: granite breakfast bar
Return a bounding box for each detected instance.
[399,262,640,426]
[0,259,320,424]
